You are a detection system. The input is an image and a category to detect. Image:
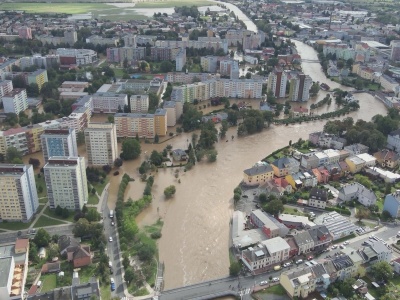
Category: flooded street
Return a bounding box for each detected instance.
[22,13,389,291]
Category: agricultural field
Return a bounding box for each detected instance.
[0,3,111,14]
[134,0,213,8]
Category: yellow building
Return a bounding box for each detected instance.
[0,164,39,222]
[280,268,316,299]
[25,124,44,153]
[154,108,167,137]
[285,175,297,190]
[27,69,48,91]
[243,164,274,186]
[345,156,366,174]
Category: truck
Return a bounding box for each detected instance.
[109,210,114,219]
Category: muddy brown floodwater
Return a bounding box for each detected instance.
[22,39,389,291]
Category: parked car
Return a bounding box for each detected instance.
[296,259,303,264]
[110,278,115,291]
[272,277,279,282]
[274,265,281,271]
[113,171,119,176]
[111,221,115,226]
[331,245,338,249]
[307,256,313,261]
[343,241,349,245]
[242,195,248,198]
[260,281,268,286]
[109,237,113,242]
[340,245,346,249]
[283,262,291,268]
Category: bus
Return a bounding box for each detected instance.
[109,210,114,219]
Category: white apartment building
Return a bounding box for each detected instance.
[92,92,128,113]
[241,237,290,272]
[56,48,97,66]
[267,68,287,98]
[84,123,118,166]
[130,95,149,113]
[175,48,186,72]
[288,73,312,102]
[44,156,88,210]
[0,80,13,103]
[40,128,78,163]
[2,88,28,114]
[0,164,39,222]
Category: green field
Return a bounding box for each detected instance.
[0,3,148,20]
[135,0,213,8]
[0,3,111,14]
[41,274,57,292]
[33,215,67,228]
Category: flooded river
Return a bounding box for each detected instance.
[23,8,389,292]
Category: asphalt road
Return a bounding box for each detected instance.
[158,225,400,300]
[102,188,125,298]
[0,224,75,245]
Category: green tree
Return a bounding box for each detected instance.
[137,243,156,261]
[310,82,320,96]
[73,218,91,237]
[371,261,393,282]
[265,199,284,216]
[121,138,141,160]
[150,150,163,166]
[199,121,218,149]
[229,261,241,276]
[160,61,174,72]
[219,120,228,138]
[355,207,370,222]
[6,147,22,163]
[182,103,203,132]
[86,208,101,222]
[259,193,267,203]
[33,228,51,248]
[124,268,136,284]
[340,278,356,298]
[164,185,176,198]
[114,158,123,168]
[207,149,218,162]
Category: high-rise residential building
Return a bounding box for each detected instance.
[288,73,312,102]
[44,156,88,210]
[391,42,400,61]
[267,68,288,98]
[2,88,28,114]
[154,108,167,137]
[219,59,239,79]
[201,56,218,73]
[64,29,77,46]
[175,48,186,72]
[84,123,118,166]
[115,113,156,138]
[0,164,39,222]
[40,128,78,163]
[0,80,13,103]
[18,26,32,39]
[163,101,178,126]
[27,69,48,91]
[130,95,149,113]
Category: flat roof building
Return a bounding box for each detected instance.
[84,123,118,166]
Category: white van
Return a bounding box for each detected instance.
[109,261,112,268]
[37,281,42,287]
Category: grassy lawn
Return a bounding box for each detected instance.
[100,284,111,299]
[39,197,48,204]
[144,219,163,236]
[41,274,57,292]
[88,194,99,205]
[255,284,287,296]
[35,174,47,198]
[0,3,112,14]
[0,220,33,230]
[43,207,75,223]
[34,215,67,228]
[79,265,97,284]
[135,0,213,8]
[91,178,109,195]
[283,206,305,216]
[113,68,126,78]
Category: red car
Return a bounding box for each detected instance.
[307,256,313,261]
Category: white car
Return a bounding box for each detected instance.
[283,262,291,267]
[109,237,113,242]
[260,281,268,286]
[111,221,115,226]
[340,245,346,249]
[331,245,338,249]
[272,277,279,282]
[343,241,349,245]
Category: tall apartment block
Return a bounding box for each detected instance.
[130,95,149,113]
[0,164,39,222]
[391,42,400,61]
[2,88,28,114]
[44,156,88,210]
[201,56,218,73]
[64,29,77,46]
[92,92,128,113]
[18,26,32,39]
[27,69,48,92]
[40,128,78,163]
[288,73,312,102]
[175,48,186,72]
[267,68,288,98]
[0,80,13,103]
[84,123,118,166]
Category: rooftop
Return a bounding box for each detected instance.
[0,257,13,288]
